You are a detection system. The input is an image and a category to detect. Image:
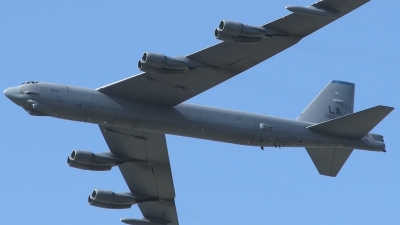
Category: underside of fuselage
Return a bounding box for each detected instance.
[4,82,387,152]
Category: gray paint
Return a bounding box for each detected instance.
[97,0,370,107]
[4,79,392,225]
[3,82,388,151]
[2,1,382,224]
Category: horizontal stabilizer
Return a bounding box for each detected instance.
[306,148,353,177]
[307,105,394,139]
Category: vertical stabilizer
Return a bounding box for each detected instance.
[297,80,355,123]
[306,148,353,177]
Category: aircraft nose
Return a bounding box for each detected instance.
[4,87,15,99]
[4,87,30,107]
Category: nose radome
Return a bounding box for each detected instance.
[4,87,30,108]
[4,87,20,99]
[4,88,12,98]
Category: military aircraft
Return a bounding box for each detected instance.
[4,0,392,224]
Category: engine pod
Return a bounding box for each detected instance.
[67,157,112,171]
[69,150,118,166]
[90,189,137,204]
[215,29,261,44]
[88,197,132,209]
[215,20,287,43]
[141,52,189,69]
[218,20,266,37]
[138,61,186,75]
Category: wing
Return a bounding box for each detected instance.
[306,147,353,177]
[99,125,179,225]
[97,0,370,107]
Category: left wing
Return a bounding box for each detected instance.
[99,125,179,225]
[97,0,370,107]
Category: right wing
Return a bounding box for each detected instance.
[97,0,370,107]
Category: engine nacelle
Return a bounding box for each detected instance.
[141,52,189,69]
[69,150,118,166]
[138,61,186,76]
[138,52,193,75]
[217,20,266,38]
[215,20,287,44]
[89,189,137,205]
[67,158,112,171]
[215,29,261,44]
[66,150,127,171]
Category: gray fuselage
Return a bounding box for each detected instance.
[4,82,385,151]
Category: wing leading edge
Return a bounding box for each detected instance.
[97,0,370,107]
[99,125,179,225]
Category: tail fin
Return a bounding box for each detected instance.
[297,80,355,123]
[298,80,394,177]
[306,148,353,177]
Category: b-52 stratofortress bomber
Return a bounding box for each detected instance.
[4,0,393,224]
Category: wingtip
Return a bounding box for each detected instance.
[375,105,395,111]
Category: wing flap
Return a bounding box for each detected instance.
[307,106,394,139]
[306,148,353,177]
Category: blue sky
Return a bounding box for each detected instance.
[1,0,399,224]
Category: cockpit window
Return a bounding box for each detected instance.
[21,81,40,85]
